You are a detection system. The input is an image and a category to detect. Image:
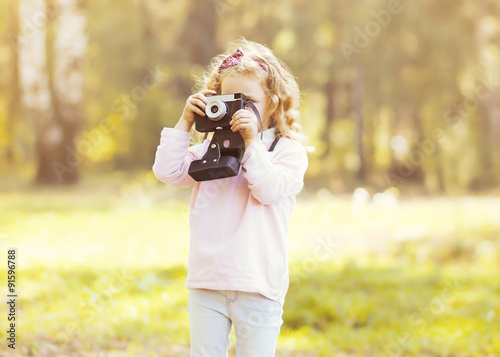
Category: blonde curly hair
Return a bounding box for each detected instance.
[195,38,308,145]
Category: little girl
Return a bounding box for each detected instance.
[153,38,308,357]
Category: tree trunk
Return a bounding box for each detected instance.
[475,2,500,189]
[7,0,21,165]
[50,0,87,184]
[18,0,86,185]
[408,112,426,185]
[352,65,366,181]
[18,0,54,183]
[173,0,218,98]
[184,0,218,66]
[321,77,336,158]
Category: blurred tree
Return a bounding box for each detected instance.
[7,0,21,165]
[18,0,86,185]
[181,0,218,67]
[476,1,500,189]
[2,0,499,192]
[18,0,54,183]
[351,64,366,180]
[49,0,87,184]
[322,77,337,158]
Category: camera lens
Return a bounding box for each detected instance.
[206,100,228,121]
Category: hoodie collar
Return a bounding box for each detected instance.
[261,127,276,143]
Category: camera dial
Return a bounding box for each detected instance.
[206,100,228,121]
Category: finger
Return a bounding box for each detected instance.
[232,109,252,118]
[189,98,207,110]
[192,92,210,105]
[231,121,252,132]
[230,118,250,128]
[200,89,217,96]
[231,123,248,132]
[188,103,205,117]
[232,123,256,134]
[230,112,253,125]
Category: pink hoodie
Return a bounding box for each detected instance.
[152,127,308,305]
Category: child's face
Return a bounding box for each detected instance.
[221,75,270,129]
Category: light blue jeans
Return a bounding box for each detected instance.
[188,289,284,357]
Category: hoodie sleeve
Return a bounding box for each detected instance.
[152,128,207,188]
[240,139,308,205]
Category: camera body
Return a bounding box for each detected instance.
[194,93,247,132]
[188,93,248,182]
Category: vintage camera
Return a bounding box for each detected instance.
[194,93,247,132]
[188,93,249,182]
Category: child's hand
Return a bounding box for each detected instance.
[230,109,259,148]
[177,89,217,131]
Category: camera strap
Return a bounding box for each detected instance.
[269,137,279,152]
[246,100,280,152]
[245,100,264,140]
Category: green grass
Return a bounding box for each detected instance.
[1,173,499,356]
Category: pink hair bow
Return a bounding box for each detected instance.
[218,48,269,74]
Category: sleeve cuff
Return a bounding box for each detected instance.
[241,140,273,184]
[161,127,191,140]
[159,127,191,147]
[240,140,261,165]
